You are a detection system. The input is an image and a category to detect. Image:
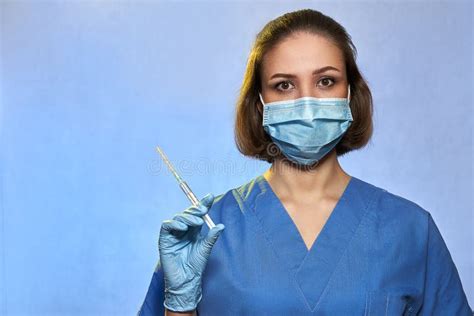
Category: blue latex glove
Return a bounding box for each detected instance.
[158,193,225,312]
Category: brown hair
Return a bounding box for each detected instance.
[234,9,373,163]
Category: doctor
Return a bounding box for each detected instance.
[138,8,472,316]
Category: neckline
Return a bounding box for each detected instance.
[249,173,377,312]
[257,173,354,252]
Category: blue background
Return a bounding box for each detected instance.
[1,1,472,314]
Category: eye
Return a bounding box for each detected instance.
[273,81,294,92]
[318,77,335,87]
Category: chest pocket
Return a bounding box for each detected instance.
[365,291,415,316]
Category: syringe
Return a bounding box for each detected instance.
[155,146,216,229]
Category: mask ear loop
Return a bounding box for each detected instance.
[347,84,351,103]
[257,92,265,117]
[258,92,266,107]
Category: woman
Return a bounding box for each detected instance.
[138,9,472,316]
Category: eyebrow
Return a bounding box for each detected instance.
[269,66,340,80]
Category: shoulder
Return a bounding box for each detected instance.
[355,177,429,220]
[353,176,431,241]
[206,175,263,223]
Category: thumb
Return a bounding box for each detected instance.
[201,223,225,252]
[199,193,215,209]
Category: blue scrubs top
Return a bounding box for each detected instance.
[138,175,472,315]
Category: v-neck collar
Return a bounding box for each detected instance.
[250,174,380,312]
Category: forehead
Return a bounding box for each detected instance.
[262,32,345,77]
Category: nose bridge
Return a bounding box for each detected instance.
[299,80,316,98]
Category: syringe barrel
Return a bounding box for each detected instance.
[179,181,200,206]
[179,181,216,229]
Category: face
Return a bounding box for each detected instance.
[260,32,348,104]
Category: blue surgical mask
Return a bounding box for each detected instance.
[259,85,353,166]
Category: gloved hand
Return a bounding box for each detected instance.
[158,193,225,312]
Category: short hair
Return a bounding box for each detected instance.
[234,9,374,163]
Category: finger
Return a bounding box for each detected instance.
[184,193,215,217]
[199,193,214,208]
[173,212,205,227]
[160,219,188,233]
[184,204,209,217]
